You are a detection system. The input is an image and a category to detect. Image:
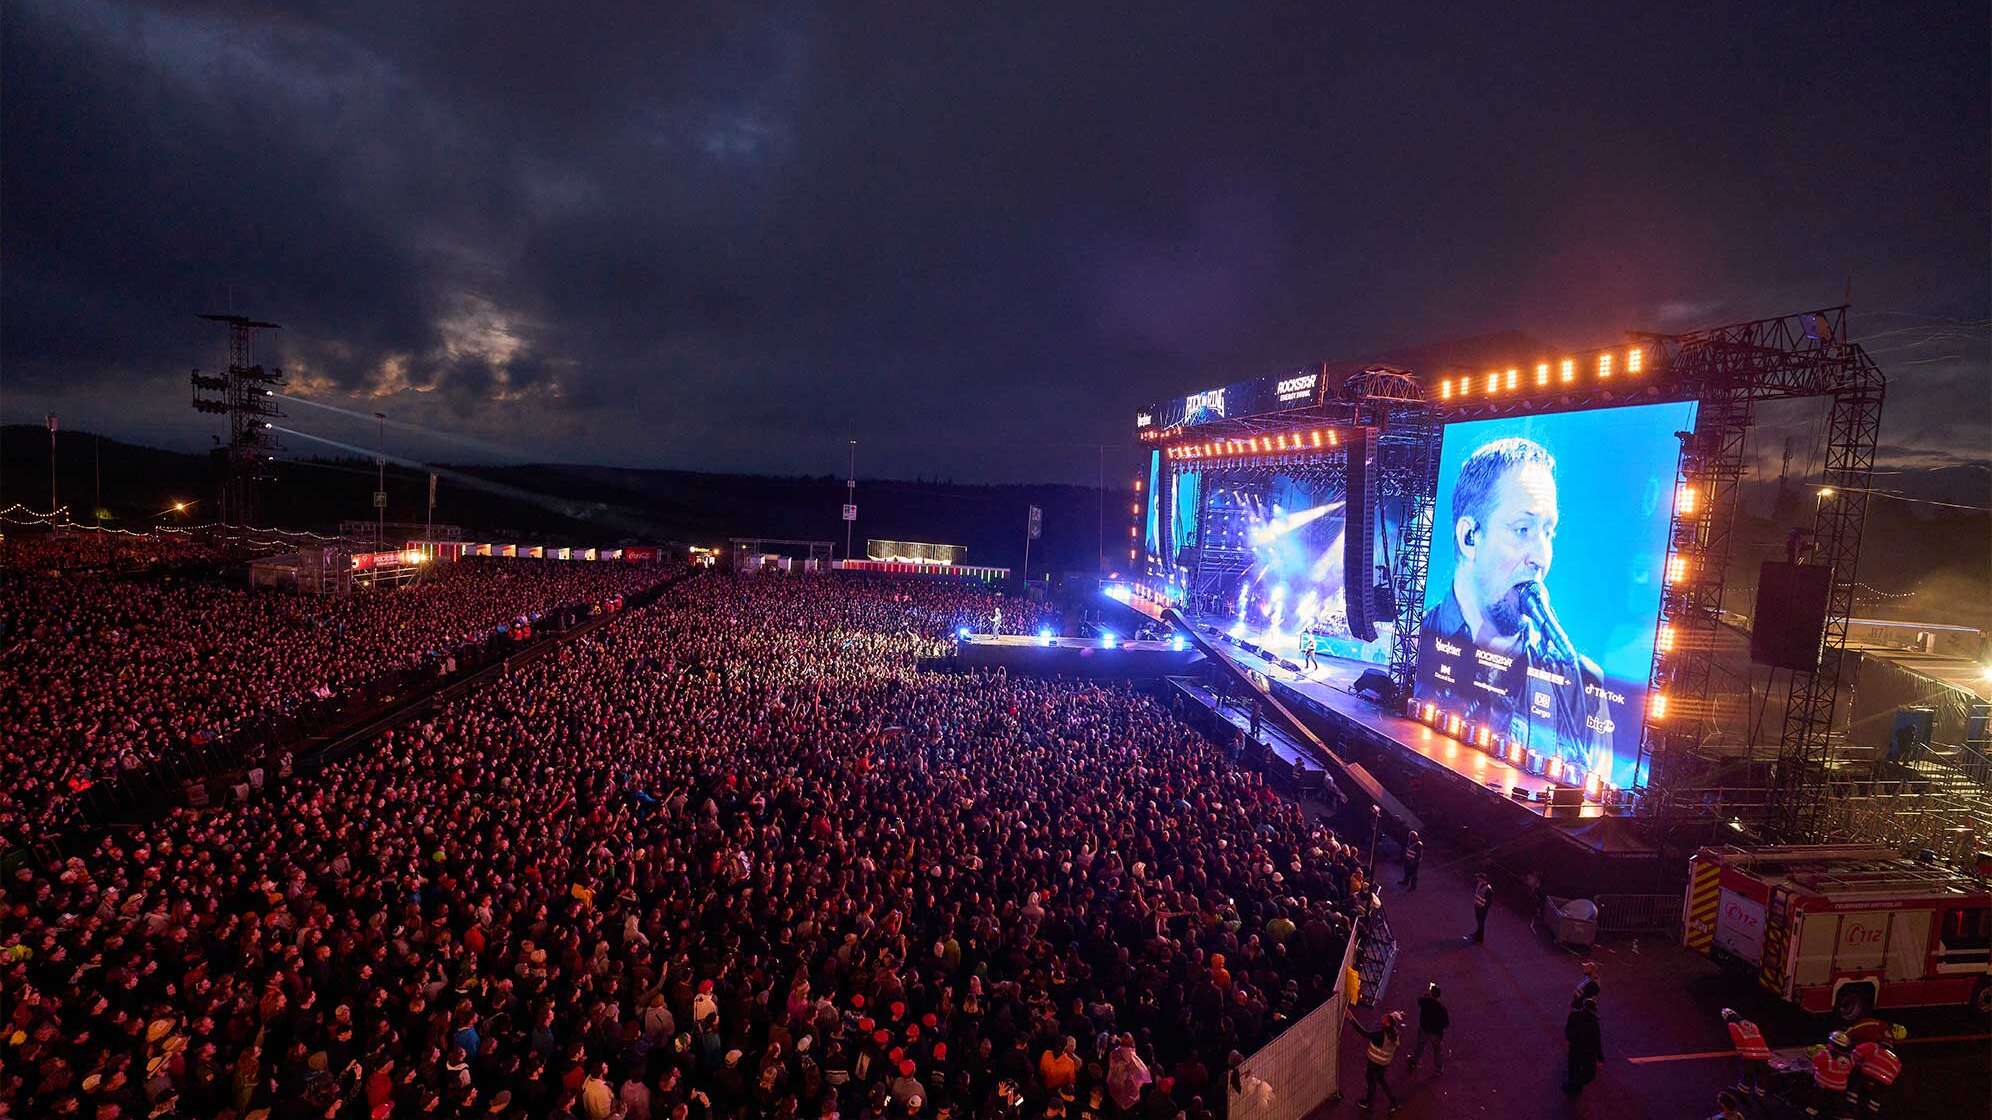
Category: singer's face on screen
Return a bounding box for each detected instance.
[1457,461,1558,638]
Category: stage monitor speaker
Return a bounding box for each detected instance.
[1547,784,1583,817]
[1352,669,1394,702]
[1345,427,1378,641]
[1750,561,1833,671]
[1888,707,1934,763]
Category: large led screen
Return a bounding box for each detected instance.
[1227,474,1385,662]
[1143,450,1163,558]
[1414,400,1696,788]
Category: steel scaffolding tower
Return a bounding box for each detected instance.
[1633,308,1885,840]
[1377,406,1438,697]
[191,314,285,525]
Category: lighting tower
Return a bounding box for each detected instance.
[190,314,285,525]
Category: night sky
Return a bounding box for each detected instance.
[4,2,1986,484]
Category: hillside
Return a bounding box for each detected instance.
[0,426,1132,573]
[5,427,1983,630]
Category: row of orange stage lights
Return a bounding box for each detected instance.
[1407,699,1613,802]
[1164,428,1345,461]
[1645,475,1722,724]
[1436,346,1646,403]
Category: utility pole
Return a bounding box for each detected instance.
[45,414,57,514]
[374,411,387,548]
[93,434,102,523]
[844,441,857,562]
[426,472,437,555]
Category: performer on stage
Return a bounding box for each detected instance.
[1417,437,1614,771]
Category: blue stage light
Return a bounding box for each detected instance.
[1101,631,1117,648]
[1172,636,1186,651]
[1038,629,1054,646]
[957,626,971,638]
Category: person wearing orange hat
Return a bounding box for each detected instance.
[926,1041,950,1100]
[692,979,718,1026]
[890,1058,923,1109]
[1208,953,1231,991]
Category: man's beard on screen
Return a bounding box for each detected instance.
[1484,581,1532,637]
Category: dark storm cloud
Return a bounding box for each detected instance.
[4,1,1986,481]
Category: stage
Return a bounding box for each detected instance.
[953,632,1202,677]
[1128,595,1606,821]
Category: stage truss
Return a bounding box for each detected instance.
[1637,309,1884,840]
[1156,368,1434,668]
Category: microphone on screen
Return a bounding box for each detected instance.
[1518,581,1579,666]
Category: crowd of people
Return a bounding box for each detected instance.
[0,526,235,573]
[879,583,1056,639]
[2,572,1364,1119]
[0,556,666,838]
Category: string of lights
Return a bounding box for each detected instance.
[0,504,342,540]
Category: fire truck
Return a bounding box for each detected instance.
[1683,845,1992,1021]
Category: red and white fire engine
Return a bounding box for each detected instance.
[1683,844,1992,1021]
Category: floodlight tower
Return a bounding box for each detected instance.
[190,314,285,525]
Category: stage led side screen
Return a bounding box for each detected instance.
[1170,470,1200,566]
[1186,471,1391,665]
[1414,400,1696,788]
[1235,475,1368,654]
[1143,450,1162,557]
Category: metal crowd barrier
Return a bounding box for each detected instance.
[1354,900,1399,1007]
[1594,892,1682,936]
